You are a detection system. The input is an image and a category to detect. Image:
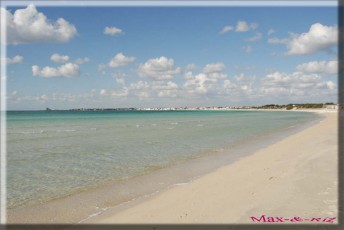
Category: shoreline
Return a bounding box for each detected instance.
[86,110,338,224]
[6,110,333,224]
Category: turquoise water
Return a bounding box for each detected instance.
[7,110,317,209]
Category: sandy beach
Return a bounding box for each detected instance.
[89,111,338,224]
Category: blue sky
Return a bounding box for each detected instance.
[2,4,338,110]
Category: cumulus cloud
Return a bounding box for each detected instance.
[108,53,135,68]
[153,81,179,98]
[296,60,338,75]
[50,53,69,63]
[269,23,337,55]
[5,55,23,65]
[32,63,80,78]
[138,56,181,80]
[236,21,258,32]
[3,4,77,44]
[260,71,336,96]
[104,26,123,36]
[287,23,337,55]
[222,73,256,97]
[183,73,218,95]
[245,32,262,42]
[182,62,230,97]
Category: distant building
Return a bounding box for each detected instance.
[325,104,338,110]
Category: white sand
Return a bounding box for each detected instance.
[90,111,338,224]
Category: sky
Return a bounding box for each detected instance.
[1,3,338,110]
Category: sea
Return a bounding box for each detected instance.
[6,110,320,222]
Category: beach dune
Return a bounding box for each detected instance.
[90,112,338,224]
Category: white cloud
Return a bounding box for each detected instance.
[288,23,337,55]
[75,57,90,64]
[287,23,337,55]
[184,73,213,95]
[260,71,337,97]
[207,72,228,79]
[236,21,258,32]
[269,23,337,55]
[223,79,237,90]
[104,26,124,36]
[50,53,69,63]
[39,94,49,101]
[203,63,225,73]
[100,89,107,96]
[138,56,181,80]
[5,55,23,65]
[219,26,233,34]
[116,78,125,85]
[113,72,127,79]
[245,32,262,42]
[183,72,219,95]
[222,73,256,97]
[100,88,129,98]
[32,63,80,78]
[111,87,129,97]
[182,63,229,97]
[108,53,135,68]
[296,60,338,75]
[153,81,178,90]
[129,81,150,90]
[113,72,126,85]
[234,73,256,82]
[153,81,179,98]
[219,21,257,34]
[125,80,179,99]
[3,5,77,44]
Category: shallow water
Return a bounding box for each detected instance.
[7,110,318,210]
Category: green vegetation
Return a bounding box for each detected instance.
[286,105,294,110]
[253,103,334,110]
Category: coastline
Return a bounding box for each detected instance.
[87,110,338,224]
[6,110,335,224]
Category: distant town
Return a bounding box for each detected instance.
[62,103,342,112]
